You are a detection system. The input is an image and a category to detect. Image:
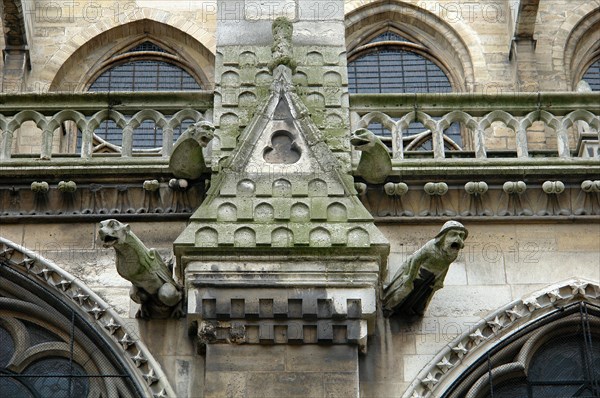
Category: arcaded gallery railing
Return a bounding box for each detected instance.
[0,91,598,161]
[0,92,213,160]
[349,92,600,160]
[0,92,598,219]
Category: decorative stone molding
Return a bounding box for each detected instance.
[581,180,600,193]
[421,182,454,216]
[0,237,177,398]
[402,278,600,398]
[424,182,448,196]
[461,181,491,216]
[0,103,208,159]
[464,181,488,195]
[350,94,599,160]
[538,180,570,216]
[0,180,204,218]
[542,180,565,194]
[384,182,408,196]
[355,178,600,219]
[30,181,49,192]
[187,260,375,352]
[575,180,600,215]
[58,180,77,192]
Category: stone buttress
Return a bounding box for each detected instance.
[173,2,389,396]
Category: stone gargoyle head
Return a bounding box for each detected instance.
[189,120,215,148]
[350,128,378,152]
[98,219,130,248]
[434,220,468,262]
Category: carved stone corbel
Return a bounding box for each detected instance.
[378,182,412,216]
[461,181,492,216]
[498,181,532,216]
[574,180,600,215]
[420,182,455,216]
[538,181,570,216]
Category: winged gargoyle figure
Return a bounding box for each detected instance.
[99,219,184,319]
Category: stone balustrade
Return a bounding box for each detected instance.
[0,91,213,160]
[0,91,598,162]
[349,92,600,160]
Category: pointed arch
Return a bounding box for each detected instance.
[0,237,176,397]
[553,5,600,90]
[49,18,215,92]
[345,1,480,92]
[404,279,600,398]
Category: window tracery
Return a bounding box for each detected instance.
[444,303,600,398]
[0,265,142,397]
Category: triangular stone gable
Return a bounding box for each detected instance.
[174,66,388,277]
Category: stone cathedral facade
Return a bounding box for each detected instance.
[0,1,599,397]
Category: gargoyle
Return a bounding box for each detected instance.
[383,221,468,316]
[351,128,392,184]
[168,120,215,179]
[98,219,184,319]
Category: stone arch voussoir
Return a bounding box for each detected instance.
[403,278,600,398]
[553,4,600,90]
[344,1,485,92]
[0,236,177,398]
[48,9,215,91]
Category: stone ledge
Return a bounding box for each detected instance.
[349,92,600,116]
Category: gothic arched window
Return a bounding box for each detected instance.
[348,32,452,94]
[81,41,203,152]
[444,302,600,398]
[0,250,144,397]
[348,31,461,150]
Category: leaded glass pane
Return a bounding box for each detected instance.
[0,326,14,368]
[348,49,452,94]
[0,378,35,398]
[127,41,169,53]
[486,379,529,398]
[78,117,193,150]
[21,319,61,345]
[23,357,89,398]
[89,60,202,92]
[531,385,584,398]
[369,32,412,43]
[529,338,586,382]
[582,59,600,91]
